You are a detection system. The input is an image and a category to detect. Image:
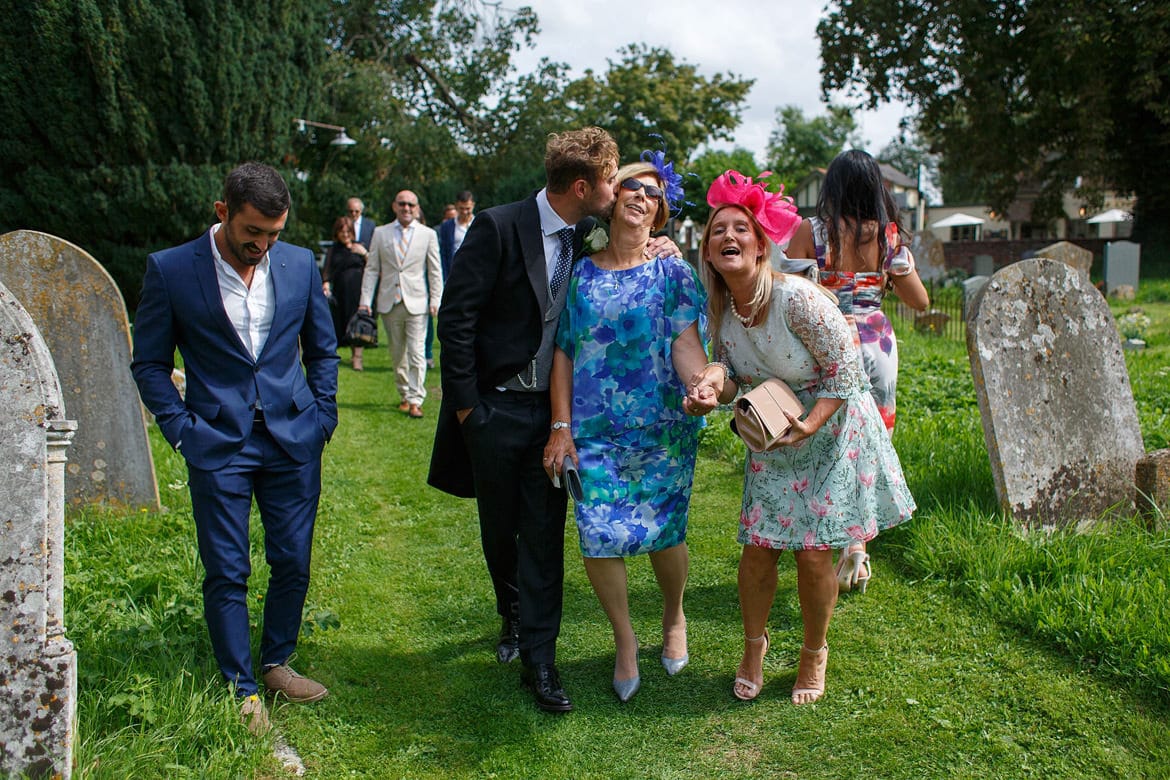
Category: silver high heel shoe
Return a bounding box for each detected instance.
[661,652,689,676]
[613,637,640,702]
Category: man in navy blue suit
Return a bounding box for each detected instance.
[347,196,375,250]
[131,162,339,733]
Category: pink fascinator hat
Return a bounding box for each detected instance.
[706,170,802,245]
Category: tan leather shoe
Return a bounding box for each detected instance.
[397,401,411,412]
[240,694,271,734]
[408,404,424,418]
[262,664,329,703]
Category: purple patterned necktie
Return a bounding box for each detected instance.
[549,226,574,299]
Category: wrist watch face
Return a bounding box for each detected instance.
[551,421,570,430]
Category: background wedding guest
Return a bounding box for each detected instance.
[322,215,370,370]
[347,196,374,249]
[784,149,929,593]
[542,154,707,703]
[687,171,915,705]
[359,190,442,418]
[428,191,476,368]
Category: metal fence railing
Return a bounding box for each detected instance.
[884,279,966,341]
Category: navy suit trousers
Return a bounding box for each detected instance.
[187,422,322,696]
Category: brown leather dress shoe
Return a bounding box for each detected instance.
[262,664,328,703]
[408,404,424,418]
[397,401,411,412]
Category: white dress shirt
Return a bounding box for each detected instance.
[209,223,274,360]
[535,188,572,281]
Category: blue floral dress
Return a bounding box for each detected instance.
[556,255,706,557]
[717,274,915,550]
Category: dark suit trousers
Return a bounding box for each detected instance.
[462,391,567,666]
[187,422,321,696]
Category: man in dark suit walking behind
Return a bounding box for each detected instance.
[132,162,339,733]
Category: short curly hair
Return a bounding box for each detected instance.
[545,127,619,194]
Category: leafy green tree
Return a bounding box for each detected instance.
[818,0,1170,248]
[878,130,943,204]
[562,45,754,165]
[765,104,861,191]
[0,0,330,306]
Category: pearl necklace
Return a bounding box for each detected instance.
[730,298,756,328]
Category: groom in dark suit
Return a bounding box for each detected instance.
[132,162,338,733]
[429,128,619,713]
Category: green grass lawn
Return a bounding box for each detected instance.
[65,288,1170,778]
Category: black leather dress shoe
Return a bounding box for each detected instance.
[496,617,520,664]
[521,663,573,713]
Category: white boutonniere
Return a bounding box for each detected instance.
[581,224,609,256]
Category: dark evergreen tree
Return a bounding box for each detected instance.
[0,0,329,307]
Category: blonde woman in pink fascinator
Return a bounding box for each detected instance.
[684,171,917,705]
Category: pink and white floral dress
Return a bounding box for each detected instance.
[718,274,916,550]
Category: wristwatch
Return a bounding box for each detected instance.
[550,420,571,431]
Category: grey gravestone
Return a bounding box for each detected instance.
[962,275,990,322]
[0,230,158,510]
[909,232,948,282]
[967,258,1144,526]
[1104,240,1140,296]
[973,254,995,278]
[0,282,77,779]
[1034,241,1092,279]
[1135,449,1170,520]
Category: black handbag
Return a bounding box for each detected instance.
[344,310,378,347]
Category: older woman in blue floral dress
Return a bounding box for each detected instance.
[687,171,916,705]
[543,153,710,703]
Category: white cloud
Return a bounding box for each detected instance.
[511,0,912,164]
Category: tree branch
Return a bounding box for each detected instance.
[403,52,483,133]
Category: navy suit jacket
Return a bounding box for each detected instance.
[131,231,339,471]
[354,215,375,250]
[438,217,456,280]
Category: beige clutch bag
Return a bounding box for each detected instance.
[732,378,805,452]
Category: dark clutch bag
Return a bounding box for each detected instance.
[344,310,379,347]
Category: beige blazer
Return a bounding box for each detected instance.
[360,221,442,316]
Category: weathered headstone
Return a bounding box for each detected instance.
[967,258,1144,526]
[1104,240,1140,296]
[962,275,990,322]
[914,310,951,335]
[909,231,948,282]
[1136,449,1170,521]
[0,282,77,779]
[0,230,159,510]
[1034,241,1092,279]
[973,254,995,278]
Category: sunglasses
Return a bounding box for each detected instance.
[620,178,664,200]
[396,201,418,208]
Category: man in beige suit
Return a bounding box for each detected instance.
[359,190,442,417]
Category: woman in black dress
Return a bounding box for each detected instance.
[322,215,370,369]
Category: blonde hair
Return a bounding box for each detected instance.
[699,204,776,348]
[545,127,619,193]
[614,161,669,232]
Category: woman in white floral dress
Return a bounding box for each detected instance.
[685,171,916,705]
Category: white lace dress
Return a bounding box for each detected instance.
[717,274,916,550]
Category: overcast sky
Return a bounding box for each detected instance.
[510,0,911,166]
